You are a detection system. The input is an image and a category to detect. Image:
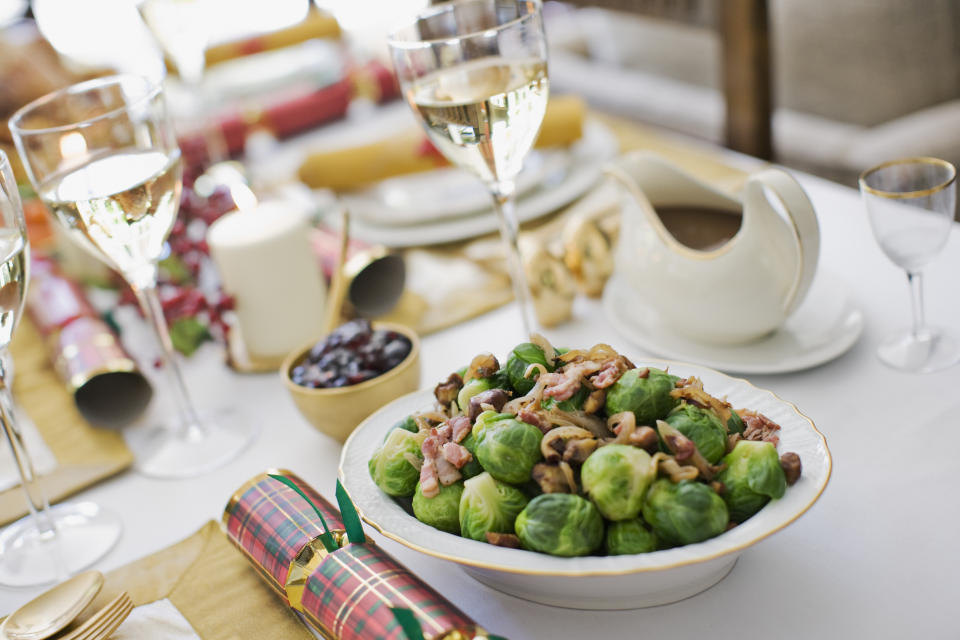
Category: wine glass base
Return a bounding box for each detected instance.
[877,325,960,373]
[0,502,122,587]
[125,407,258,479]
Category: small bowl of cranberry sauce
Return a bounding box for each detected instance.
[282,320,421,442]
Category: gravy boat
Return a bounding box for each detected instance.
[607,152,820,345]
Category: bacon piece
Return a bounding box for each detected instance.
[740,410,781,446]
[543,361,607,401]
[435,455,462,486]
[442,442,473,469]
[422,435,440,458]
[517,406,549,433]
[448,415,472,443]
[419,458,439,498]
[434,423,453,441]
[589,356,630,389]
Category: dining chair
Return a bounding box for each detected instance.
[559,0,773,161]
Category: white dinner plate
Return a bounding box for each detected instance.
[343,119,619,248]
[343,148,569,226]
[603,271,865,374]
[339,362,830,609]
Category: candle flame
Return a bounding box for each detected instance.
[59,132,87,159]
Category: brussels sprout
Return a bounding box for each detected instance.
[458,431,483,480]
[665,403,728,464]
[642,479,728,546]
[604,368,679,424]
[412,480,464,535]
[516,493,604,557]
[542,385,591,412]
[475,418,543,484]
[472,410,513,444]
[580,444,655,521]
[727,409,746,435]
[716,440,787,522]
[605,519,658,555]
[368,428,426,497]
[504,343,555,395]
[459,472,529,542]
[382,415,418,442]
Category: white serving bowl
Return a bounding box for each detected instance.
[338,361,831,610]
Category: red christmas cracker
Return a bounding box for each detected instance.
[222,470,495,640]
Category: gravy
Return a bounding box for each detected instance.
[656,205,742,252]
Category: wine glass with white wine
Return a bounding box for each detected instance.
[388,0,549,335]
[0,149,121,586]
[10,75,256,478]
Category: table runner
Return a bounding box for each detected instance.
[0,318,132,525]
[92,521,314,640]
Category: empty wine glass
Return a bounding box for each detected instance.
[388,0,549,335]
[0,149,121,586]
[10,75,257,477]
[860,157,958,372]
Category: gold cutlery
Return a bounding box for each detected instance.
[1,572,103,640]
[51,592,132,640]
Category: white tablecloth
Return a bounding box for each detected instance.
[1,169,958,639]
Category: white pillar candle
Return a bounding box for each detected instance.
[207,200,326,360]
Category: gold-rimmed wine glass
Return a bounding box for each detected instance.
[10,74,257,478]
[0,149,121,587]
[388,0,549,335]
[860,157,959,373]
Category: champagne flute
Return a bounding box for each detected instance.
[388,0,549,335]
[10,75,256,478]
[0,149,121,586]
[860,157,959,372]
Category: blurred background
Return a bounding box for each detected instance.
[1,0,958,190]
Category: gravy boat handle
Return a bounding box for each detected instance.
[745,168,821,317]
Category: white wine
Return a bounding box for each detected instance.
[0,231,27,349]
[410,57,548,186]
[40,150,182,286]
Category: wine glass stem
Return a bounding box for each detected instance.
[133,284,205,440]
[906,271,927,338]
[489,180,536,336]
[0,354,56,539]
[179,72,227,166]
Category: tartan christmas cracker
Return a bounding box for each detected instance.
[222,470,502,640]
